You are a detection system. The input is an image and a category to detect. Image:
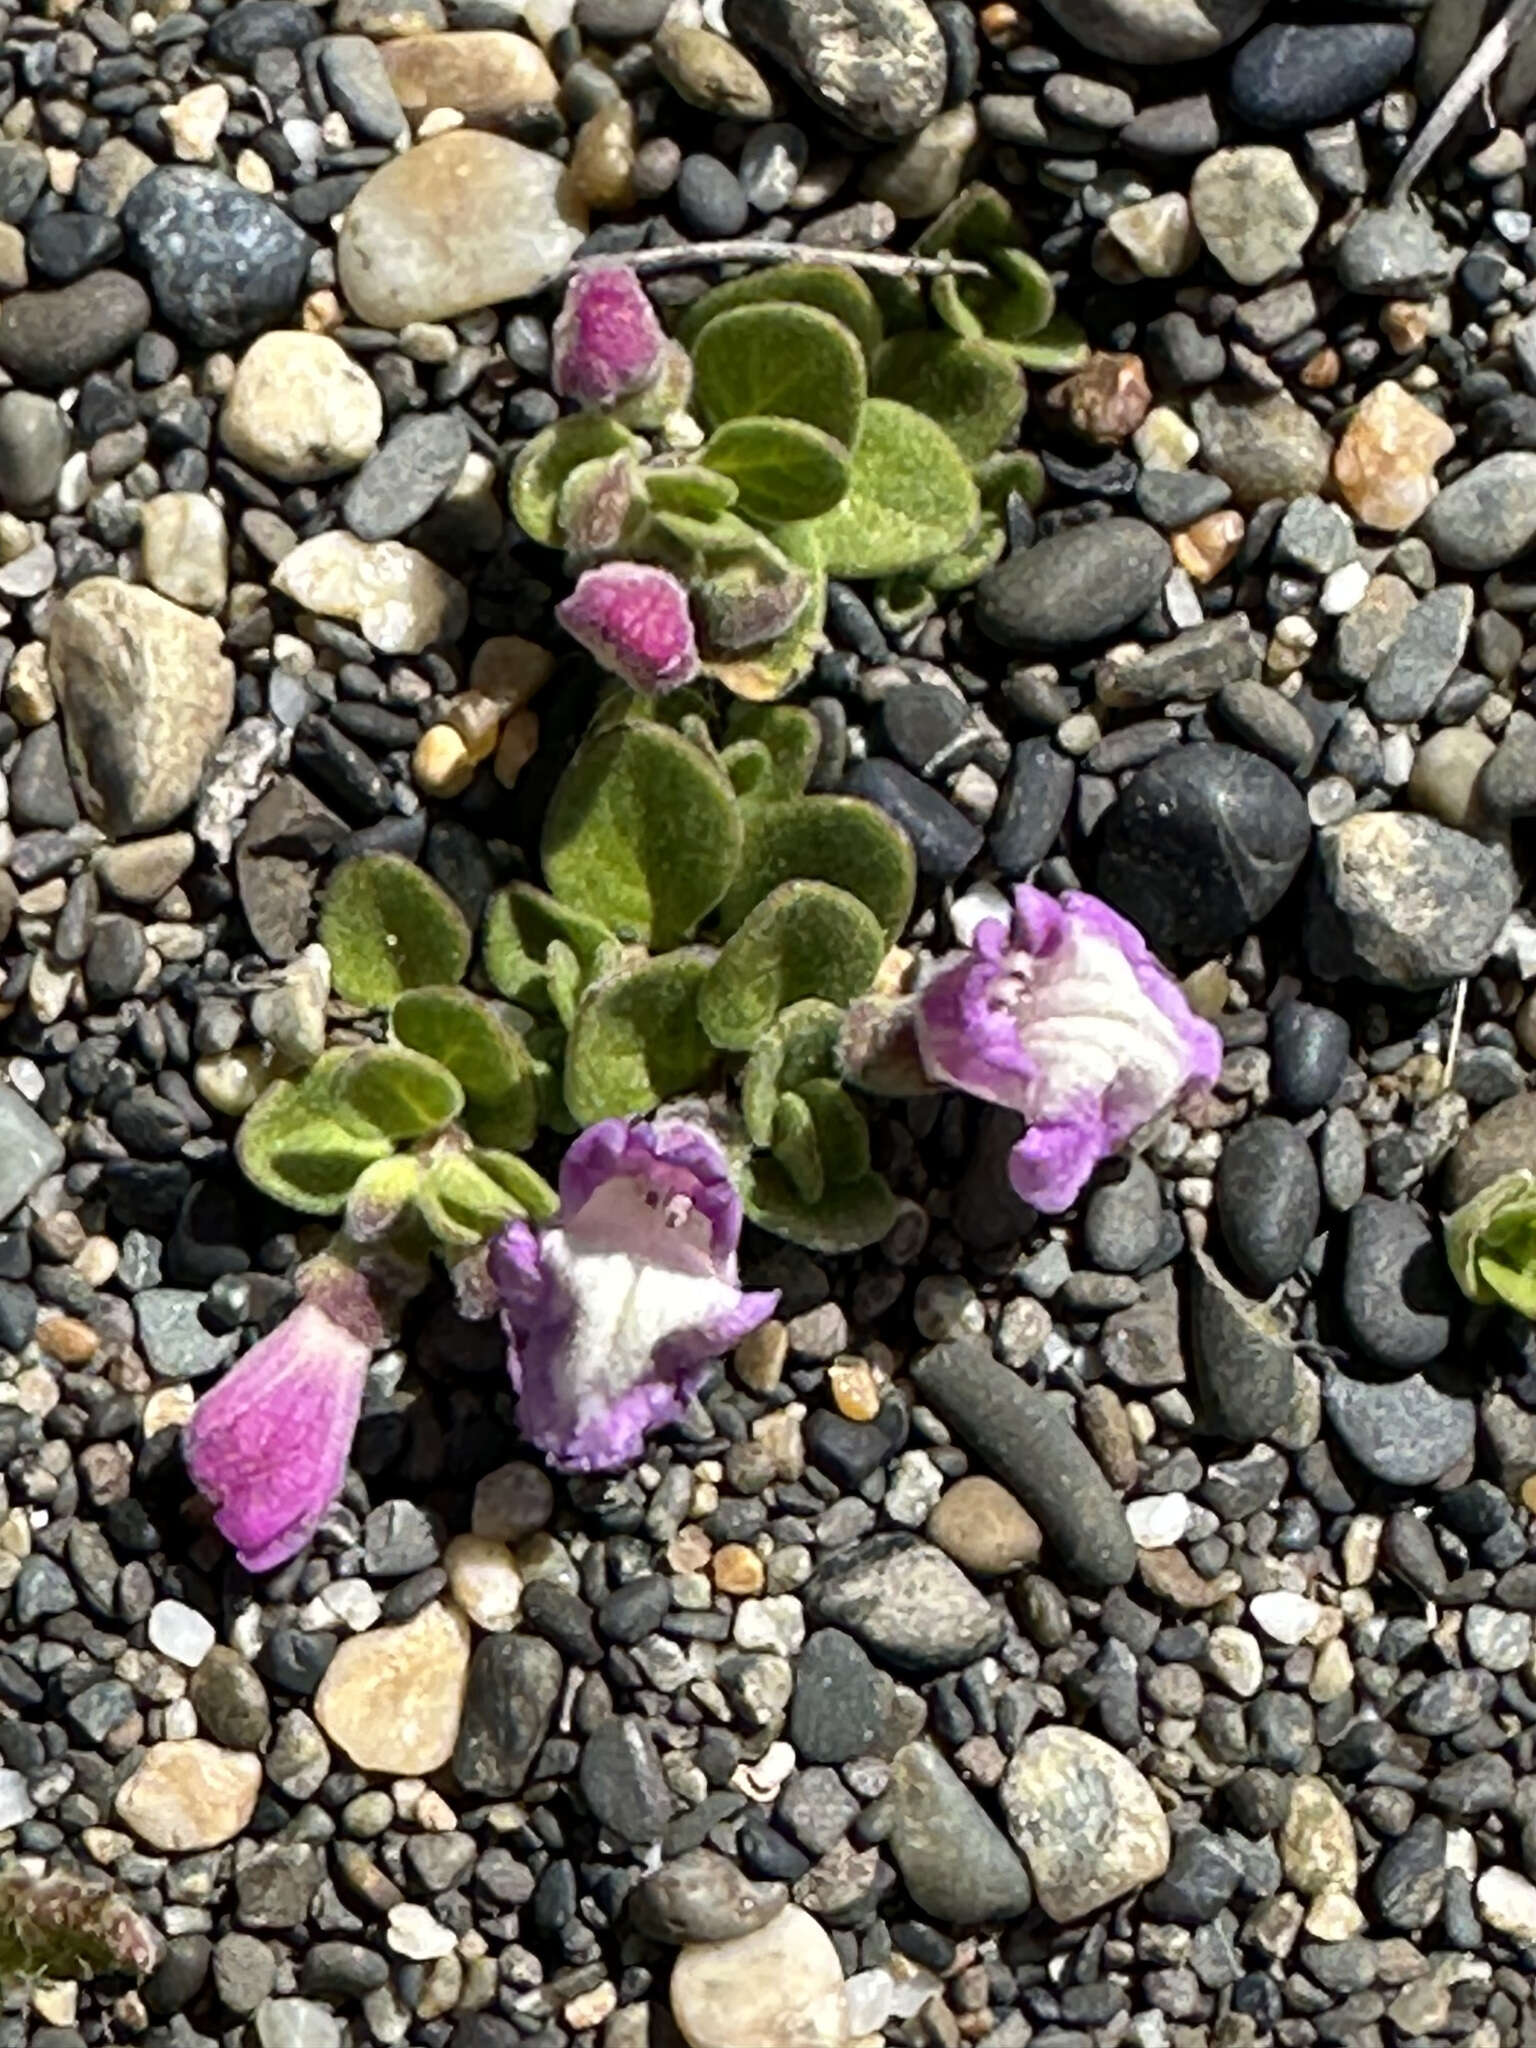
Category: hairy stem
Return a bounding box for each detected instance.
[558,241,993,285]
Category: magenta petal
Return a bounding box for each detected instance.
[490,1116,778,1475]
[552,263,666,407]
[556,562,699,696]
[915,884,1221,1212]
[182,1301,370,1573]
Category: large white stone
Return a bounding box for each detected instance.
[1000,1727,1170,1922]
[116,1739,262,1850]
[670,1906,848,2048]
[272,531,467,656]
[337,130,586,330]
[140,493,229,611]
[221,332,384,483]
[1478,1867,1536,1946]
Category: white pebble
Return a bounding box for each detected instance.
[1125,1494,1190,1550]
[1250,1590,1323,1647]
[844,1971,895,2036]
[1479,1867,1536,1945]
[0,1767,36,1828]
[147,1600,216,1669]
[386,1904,456,1960]
[1321,560,1370,615]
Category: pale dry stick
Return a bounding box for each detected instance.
[1443,975,1469,1097]
[555,240,994,285]
[1389,0,1536,205]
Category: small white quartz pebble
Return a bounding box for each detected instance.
[0,1767,36,1828]
[1478,1867,1536,1945]
[147,1600,216,1669]
[387,1904,457,1960]
[1249,1590,1323,1646]
[1321,560,1370,615]
[1125,1494,1190,1550]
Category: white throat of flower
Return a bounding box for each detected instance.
[539,1230,739,1410]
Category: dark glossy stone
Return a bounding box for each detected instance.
[1229,21,1414,129]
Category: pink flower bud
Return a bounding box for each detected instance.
[552,263,666,408]
[556,561,699,695]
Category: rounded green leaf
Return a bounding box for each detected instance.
[236,1053,393,1216]
[720,738,775,802]
[564,951,717,1125]
[724,703,821,801]
[719,793,916,941]
[692,303,867,446]
[742,998,843,1148]
[542,722,743,948]
[701,416,851,523]
[961,245,1057,345]
[416,1152,527,1249]
[345,1153,424,1242]
[676,262,884,363]
[796,1076,871,1185]
[393,986,530,1103]
[792,399,980,581]
[330,1044,465,1142]
[318,854,472,1010]
[645,465,739,518]
[699,881,885,1051]
[509,413,645,546]
[922,512,1006,593]
[770,1090,823,1206]
[468,1148,560,1222]
[975,449,1046,516]
[915,181,1017,261]
[741,1155,899,1254]
[872,331,1025,463]
[481,883,618,1022]
[1009,311,1090,372]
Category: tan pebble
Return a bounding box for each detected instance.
[315,1601,472,1775]
[5,642,54,724]
[565,1984,617,2031]
[733,1319,787,1394]
[1138,1547,1238,1609]
[76,1236,120,1287]
[303,290,345,333]
[1079,1382,1138,1491]
[1381,297,1451,353]
[1305,1891,1365,1941]
[143,1385,196,1436]
[927,1475,1041,1575]
[0,222,26,292]
[713,1544,765,1597]
[570,99,636,213]
[382,31,558,127]
[978,2,1023,45]
[1281,1774,1358,1897]
[446,690,503,763]
[235,149,275,194]
[492,707,539,788]
[116,1739,262,1851]
[469,637,552,710]
[162,81,227,161]
[37,1314,97,1364]
[1332,378,1455,533]
[444,1534,522,1632]
[753,1411,804,1482]
[668,1526,713,1574]
[670,1905,848,2048]
[1173,508,1244,582]
[414,723,474,796]
[829,1357,881,1421]
[1299,347,1341,388]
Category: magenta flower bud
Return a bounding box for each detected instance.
[489,1117,778,1473]
[915,885,1223,1214]
[182,1289,372,1574]
[556,560,699,695]
[552,263,666,408]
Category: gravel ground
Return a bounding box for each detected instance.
[6,2,1536,2048]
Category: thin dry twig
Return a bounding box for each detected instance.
[556,240,993,286]
[1389,0,1536,204]
[1443,975,1469,1095]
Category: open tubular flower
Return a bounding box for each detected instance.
[490,1117,778,1472]
[915,885,1222,1213]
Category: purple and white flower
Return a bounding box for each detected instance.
[489,1117,778,1473]
[552,263,666,408]
[183,1261,378,1574]
[915,884,1222,1214]
[556,560,699,695]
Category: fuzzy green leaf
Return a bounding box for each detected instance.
[871,331,1024,463]
[719,793,916,941]
[1445,1169,1536,1313]
[318,854,472,1010]
[922,512,1006,592]
[915,181,1018,261]
[874,574,937,635]
[699,881,885,1051]
[542,722,743,948]
[742,998,843,1147]
[393,985,532,1103]
[557,450,649,563]
[564,950,717,1124]
[481,882,619,1024]
[330,1044,465,1142]
[741,1154,899,1254]
[702,416,851,523]
[960,244,1057,345]
[693,303,866,446]
[770,1090,823,1204]
[1008,311,1090,371]
[797,1075,871,1184]
[345,1153,424,1242]
[510,413,645,546]
[416,1151,527,1249]
[791,398,979,580]
[644,464,739,517]
[236,1052,393,1216]
[724,702,821,801]
[468,1148,560,1222]
[675,261,884,363]
[975,449,1047,515]
[719,738,775,802]
[930,271,986,342]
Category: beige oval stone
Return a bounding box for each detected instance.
[926,1475,1041,1575]
[444,1533,523,1632]
[338,130,586,329]
[1000,1727,1170,1922]
[1190,146,1318,287]
[1281,1775,1358,1898]
[272,531,468,655]
[49,577,234,838]
[670,1905,848,2048]
[382,31,557,124]
[139,493,229,611]
[1333,378,1455,533]
[315,1600,471,1775]
[221,331,384,483]
[116,1739,262,1850]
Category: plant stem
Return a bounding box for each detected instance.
[557,241,993,285]
[1389,0,1536,204]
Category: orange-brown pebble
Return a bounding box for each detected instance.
[978,1,1024,45]
[38,1315,98,1364]
[570,100,637,214]
[1332,377,1455,532]
[447,690,502,764]
[829,1357,881,1422]
[927,1475,1041,1575]
[493,707,539,788]
[1299,347,1341,388]
[1521,1472,1536,1514]
[1047,351,1152,445]
[712,1543,765,1596]
[1172,508,1244,582]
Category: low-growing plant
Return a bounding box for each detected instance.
[512,186,1077,699]
[235,700,915,1255]
[1445,1170,1536,1318]
[0,1867,158,1987]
